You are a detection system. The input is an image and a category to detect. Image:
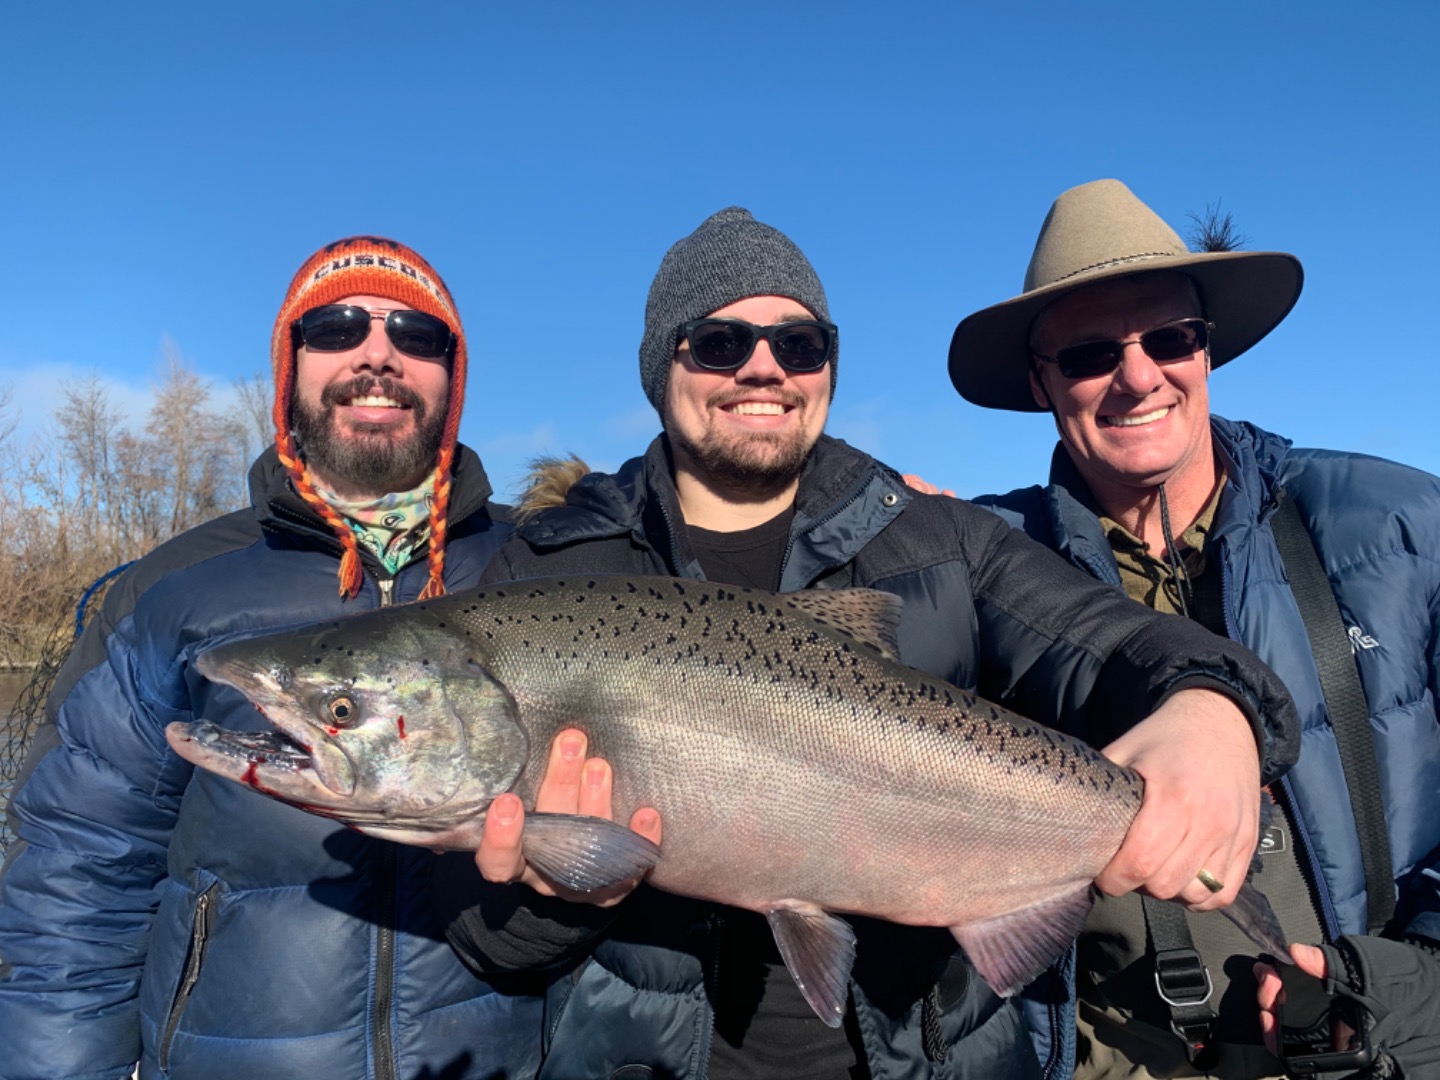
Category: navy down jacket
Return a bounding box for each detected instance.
[0,447,541,1080]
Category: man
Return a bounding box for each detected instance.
[950,179,1440,1078]
[0,237,539,1078]
[436,207,1300,1079]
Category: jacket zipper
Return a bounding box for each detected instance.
[373,570,398,1080]
[159,883,219,1069]
[373,842,398,1080]
[699,911,722,1078]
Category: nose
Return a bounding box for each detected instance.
[1110,340,1164,396]
[354,314,402,375]
[734,338,785,383]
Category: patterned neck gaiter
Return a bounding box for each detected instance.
[316,479,435,576]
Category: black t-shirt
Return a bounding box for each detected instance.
[686,506,871,1079]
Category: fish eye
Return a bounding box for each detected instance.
[327,694,359,726]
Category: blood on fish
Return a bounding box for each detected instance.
[242,762,260,788]
[326,727,339,736]
[397,716,407,739]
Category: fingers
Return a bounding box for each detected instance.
[629,806,663,847]
[1254,944,1332,1057]
[901,473,939,495]
[1255,959,1284,1054]
[476,729,636,904]
[1096,690,1261,911]
[535,729,590,814]
[476,793,530,884]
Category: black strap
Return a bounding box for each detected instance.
[1142,896,1218,1067]
[1270,489,1395,933]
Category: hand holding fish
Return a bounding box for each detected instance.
[477,728,663,907]
[1096,687,1262,910]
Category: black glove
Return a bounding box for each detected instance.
[1318,934,1440,1077]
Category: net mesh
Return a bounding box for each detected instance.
[1,568,124,858]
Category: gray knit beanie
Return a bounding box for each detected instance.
[639,207,834,411]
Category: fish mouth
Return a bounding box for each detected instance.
[166,718,358,818]
[193,640,357,796]
[180,719,314,773]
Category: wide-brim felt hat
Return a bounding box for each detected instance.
[949,179,1304,412]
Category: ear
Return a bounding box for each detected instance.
[1028,364,1052,410]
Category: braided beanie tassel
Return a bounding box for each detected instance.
[417,451,453,601]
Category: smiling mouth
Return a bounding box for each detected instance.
[1102,406,1171,428]
[725,401,790,416]
[344,394,407,409]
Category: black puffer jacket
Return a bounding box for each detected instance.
[440,435,1299,1080]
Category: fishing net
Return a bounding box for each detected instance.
[1,564,130,858]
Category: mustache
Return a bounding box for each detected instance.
[706,387,808,411]
[320,376,424,412]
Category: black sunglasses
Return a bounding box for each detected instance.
[292,304,455,360]
[679,318,837,374]
[1034,317,1212,380]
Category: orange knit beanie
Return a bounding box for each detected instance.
[270,236,467,601]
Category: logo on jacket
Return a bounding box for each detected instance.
[1348,625,1379,652]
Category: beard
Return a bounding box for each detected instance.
[292,375,447,494]
[665,389,815,499]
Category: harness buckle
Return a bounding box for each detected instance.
[1153,947,1213,1007]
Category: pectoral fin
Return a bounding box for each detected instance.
[1221,882,1293,964]
[950,885,1095,997]
[766,902,857,1028]
[521,812,662,892]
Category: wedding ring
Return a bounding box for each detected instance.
[1196,868,1225,894]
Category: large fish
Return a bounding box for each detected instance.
[167,575,1288,1024]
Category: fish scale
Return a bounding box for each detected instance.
[169,573,1288,1022]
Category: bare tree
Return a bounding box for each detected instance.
[0,348,263,670]
[232,373,274,465]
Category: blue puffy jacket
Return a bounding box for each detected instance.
[978,417,1440,948]
[0,447,541,1080]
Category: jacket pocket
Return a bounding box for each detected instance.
[159,881,219,1070]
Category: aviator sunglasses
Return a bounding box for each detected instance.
[679,317,837,374]
[292,304,456,360]
[1034,317,1212,380]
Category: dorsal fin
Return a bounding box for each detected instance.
[784,589,903,661]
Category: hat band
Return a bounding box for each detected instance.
[1050,250,1179,285]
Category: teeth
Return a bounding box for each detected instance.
[728,402,786,416]
[1105,407,1170,427]
[349,395,403,408]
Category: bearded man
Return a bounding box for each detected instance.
[0,237,538,1079]
[434,208,1301,1079]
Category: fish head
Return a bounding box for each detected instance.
[167,609,528,847]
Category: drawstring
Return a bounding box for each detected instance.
[1158,484,1192,618]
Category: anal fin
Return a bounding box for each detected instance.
[766,902,857,1028]
[950,885,1095,997]
[521,811,662,892]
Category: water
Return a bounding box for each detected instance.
[1,670,32,719]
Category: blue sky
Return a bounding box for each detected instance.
[2,1,1436,503]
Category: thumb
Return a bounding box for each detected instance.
[1291,942,1329,979]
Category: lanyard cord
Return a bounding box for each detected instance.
[1158,484,1193,618]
